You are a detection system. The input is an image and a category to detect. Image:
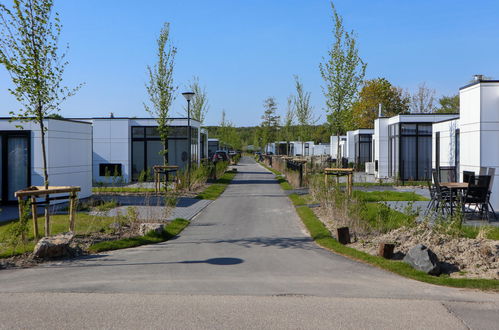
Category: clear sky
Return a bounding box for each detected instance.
[1,0,499,126]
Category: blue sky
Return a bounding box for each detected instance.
[1,0,499,126]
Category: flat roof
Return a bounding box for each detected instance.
[0,117,92,125]
[459,79,499,91]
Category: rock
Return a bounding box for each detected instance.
[33,233,74,259]
[138,223,164,236]
[403,244,441,275]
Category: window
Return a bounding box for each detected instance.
[99,163,122,176]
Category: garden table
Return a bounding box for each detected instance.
[440,182,468,215]
[153,165,179,193]
[324,168,354,195]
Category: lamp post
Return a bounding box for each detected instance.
[182,91,195,189]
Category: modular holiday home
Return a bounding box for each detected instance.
[373,113,459,181]
[81,117,203,183]
[0,118,92,204]
[338,129,374,166]
[433,78,499,210]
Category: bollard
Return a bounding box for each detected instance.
[337,227,351,245]
[378,243,395,259]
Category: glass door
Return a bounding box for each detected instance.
[1,132,30,203]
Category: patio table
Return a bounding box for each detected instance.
[440,182,468,215]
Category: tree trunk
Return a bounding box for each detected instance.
[39,116,51,236]
[336,133,341,168]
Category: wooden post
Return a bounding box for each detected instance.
[337,227,351,245]
[17,197,26,242]
[69,192,76,232]
[31,196,39,239]
[44,206,50,237]
[378,243,395,259]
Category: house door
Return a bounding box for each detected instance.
[1,132,30,204]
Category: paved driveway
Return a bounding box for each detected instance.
[0,157,498,329]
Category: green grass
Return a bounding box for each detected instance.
[94,199,119,212]
[459,225,499,240]
[93,187,156,193]
[0,213,118,258]
[353,190,429,202]
[294,204,499,291]
[88,218,190,253]
[196,170,237,200]
[282,174,499,290]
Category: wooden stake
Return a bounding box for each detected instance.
[44,206,50,237]
[17,197,26,242]
[69,192,76,232]
[378,243,395,259]
[31,196,39,239]
[337,227,351,245]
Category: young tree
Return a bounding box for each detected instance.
[185,76,209,123]
[435,94,459,114]
[260,97,280,154]
[319,2,366,165]
[293,75,315,154]
[350,78,410,128]
[410,82,436,113]
[0,0,81,229]
[144,22,177,165]
[283,96,295,155]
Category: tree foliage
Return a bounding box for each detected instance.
[144,22,177,164]
[282,96,295,155]
[260,97,280,153]
[435,94,459,114]
[351,78,409,129]
[319,2,366,162]
[185,76,209,123]
[293,75,316,143]
[0,0,82,188]
[218,110,241,150]
[410,82,436,113]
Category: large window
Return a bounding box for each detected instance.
[131,126,194,181]
[354,134,372,166]
[1,131,30,203]
[388,123,432,181]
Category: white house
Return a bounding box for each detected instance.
[329,135,347,160]
[78,117,203,183]
[0,118,93,204]
[373,113,459,180]
[338,129,374,165]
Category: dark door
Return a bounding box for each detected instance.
[1,131,30,203]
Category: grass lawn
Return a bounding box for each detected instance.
[196,170,237,200]
[293,200,499,291]
[0,213,117,258]
[353,190,429,202]
[88,218,189,253]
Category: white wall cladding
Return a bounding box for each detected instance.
[374,117,389,179]
[0,119,93,200]
[460,81,499,210]
[432,119,459,169]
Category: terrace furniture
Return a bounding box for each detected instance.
[431,169,455,215]
[462,175,491,222]
[153,165,179,193]
[14,186,81,238]
[438,166,456,183]
[479,167,488,175]
[463,171,475,183]
[324,168,354,195]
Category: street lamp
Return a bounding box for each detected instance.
[182,91,195,189]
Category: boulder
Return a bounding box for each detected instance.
[139,223,164,236]
[33,233,74,259]
[403,244,441,275]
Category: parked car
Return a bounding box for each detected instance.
[212,150,229,162]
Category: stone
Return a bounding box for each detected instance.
[138,223,164,236]
[33,233,74,259]
[403,244,441,275]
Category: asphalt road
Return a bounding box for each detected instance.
[0,157,498,329]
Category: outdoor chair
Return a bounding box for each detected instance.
[428,169,453,215]
[479,167,488,175]
[462,175,491,222]
[439,166,456,183]
[463,171,475,183]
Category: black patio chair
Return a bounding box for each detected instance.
[486,168,497,220]
[463,171,475,183]
[439,166,456,183]
[462,175,491,222]
[430,169,453,215]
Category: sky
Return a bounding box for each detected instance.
[1,0,499,126]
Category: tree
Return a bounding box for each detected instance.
[144,22,177,165]
[218,110,240,150]
[185,76,209,123]
[410,82,436,113]
[435,94,459,114]
[319,2,366,164]
[0,0,81,230]
[350,78,410,128]
[293,75,316,153]
[283,96,295,155]
[260,97,280,153]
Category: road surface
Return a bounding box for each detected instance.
[0,157,497,329]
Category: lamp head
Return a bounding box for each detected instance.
[182,91,195,102]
